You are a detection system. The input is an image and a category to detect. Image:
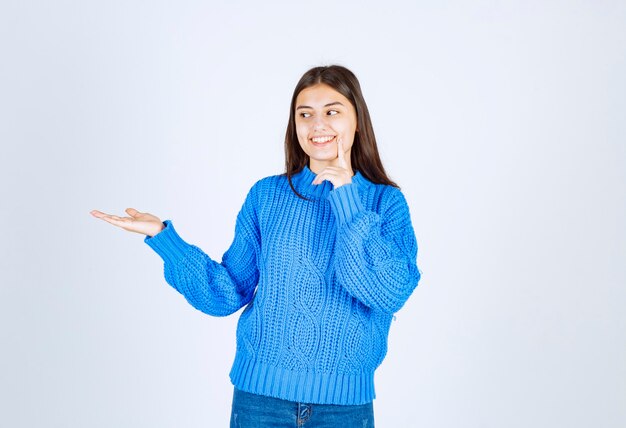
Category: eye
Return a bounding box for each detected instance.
[299,112,311,118]
[327,110,339,116]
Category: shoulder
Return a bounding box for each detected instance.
[254,171,286,187]
[360,177,409,214]
[242,171,288,203]
[367,184,415,235]
[249,171,287,194]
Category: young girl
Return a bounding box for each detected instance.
[91,65,421,427]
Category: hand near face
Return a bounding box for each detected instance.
[311,138,353,188]
[90,208,165,237]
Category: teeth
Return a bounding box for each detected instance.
[312,136,334,143]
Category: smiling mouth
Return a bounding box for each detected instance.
[310,135,336,146]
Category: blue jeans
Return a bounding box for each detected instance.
[230,388,375,427]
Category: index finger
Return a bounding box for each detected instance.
[337,137,347,167]
[90,210,109,218]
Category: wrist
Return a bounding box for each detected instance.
[150,222,166,237]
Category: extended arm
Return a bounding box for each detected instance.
[144,186,261,316]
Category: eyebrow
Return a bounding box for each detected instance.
[296,101,345,110]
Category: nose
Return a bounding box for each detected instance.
[312,115,328,131]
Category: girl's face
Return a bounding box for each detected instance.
[294,83,358,174]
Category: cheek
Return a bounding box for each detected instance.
[295,123,308,141]
[337,121,357,140]
[337,116,357,133]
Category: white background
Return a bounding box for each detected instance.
[1,1,624,427]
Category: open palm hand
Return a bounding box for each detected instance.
[90,208,164,237]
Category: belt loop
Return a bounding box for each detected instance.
[297,402,312,425]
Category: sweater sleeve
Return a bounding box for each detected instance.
[143,184,261,316]
[327,183,421,314]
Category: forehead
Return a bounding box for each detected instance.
[296,83,352,107]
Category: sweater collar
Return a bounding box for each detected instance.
[290,164,370,199]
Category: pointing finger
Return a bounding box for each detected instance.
[337,138,347,168]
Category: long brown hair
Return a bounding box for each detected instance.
[284,65,399,200]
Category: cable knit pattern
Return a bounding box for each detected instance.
[144,165,421,405]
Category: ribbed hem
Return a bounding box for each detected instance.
[143,220,191,265]
[327,183,365,224]
[229,354,375,405]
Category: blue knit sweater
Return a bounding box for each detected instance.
[144,165,421,405]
